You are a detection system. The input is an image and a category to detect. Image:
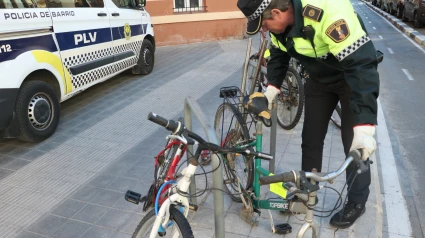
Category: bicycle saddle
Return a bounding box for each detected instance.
[243,92,271,120]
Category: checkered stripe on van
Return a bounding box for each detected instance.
[64,40,143,90]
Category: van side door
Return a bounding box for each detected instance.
[49,0,114,94]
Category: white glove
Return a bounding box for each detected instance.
[263,85,280,110]
[350,125,377,161]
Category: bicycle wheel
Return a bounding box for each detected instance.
[214,102,254,202]
[276,67,305,130]
[330,102,342,129]
[132,206,194,238]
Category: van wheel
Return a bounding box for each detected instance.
[414,12,423,28]
[132,39,155,75]
[15,80,60,142]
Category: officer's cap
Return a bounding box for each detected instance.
[237,0,271,35]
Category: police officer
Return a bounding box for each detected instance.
[237,0,379,228]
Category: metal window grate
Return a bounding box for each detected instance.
[173,5,207,13]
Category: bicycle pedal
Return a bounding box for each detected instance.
[189,203,199,211]
[125,190,142,205]
[274,223,292,235]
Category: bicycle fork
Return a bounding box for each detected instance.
[149,164,196,238]
[295,177,319,238]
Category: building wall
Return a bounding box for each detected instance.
[146,0,247,46]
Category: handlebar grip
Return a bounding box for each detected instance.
[259,171,295,185]
[147,112,179,133]
[349,150,369,174]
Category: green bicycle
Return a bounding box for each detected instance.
[214,86,370,237]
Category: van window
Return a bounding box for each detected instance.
[0,0,45,8]
[112,0,134,8]
[46,0,104,8]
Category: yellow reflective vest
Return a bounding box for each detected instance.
[267,0,380,125]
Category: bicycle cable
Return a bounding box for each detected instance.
[174,149,237,199]
[172,141,365,227]
[334,171,359,236]
[310,169,356,217]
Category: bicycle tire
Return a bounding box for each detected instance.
[330,103,342,129]
[132,206,194,238]
[276,67,305,130]
[214,102,254,203]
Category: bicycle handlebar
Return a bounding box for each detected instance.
[147,112,273,161]
[148,112,181,134]
[259,171,296,184]
[259,150,368,185]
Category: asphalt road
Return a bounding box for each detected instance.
[354,1,425,237]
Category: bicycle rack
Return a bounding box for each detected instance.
[241,38,278,174]
[183,96,225,238]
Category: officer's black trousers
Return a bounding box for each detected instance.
[301,79,371,205]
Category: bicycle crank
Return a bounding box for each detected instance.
[239,194,259,226]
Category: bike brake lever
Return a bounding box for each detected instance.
[286,189,307,200]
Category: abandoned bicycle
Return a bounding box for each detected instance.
[214,88,371,236]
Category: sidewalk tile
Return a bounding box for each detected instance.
[190,208,216,229]
[51,199,86,218]
[80,226,114,238]
[87,175,117,189]
[118,213,143,234]
[282,223,313,238]
[192,226,214,238]
[91,190,122,207]
[28,215,68,236]
[72,204,109,223]
[2,159,31,171]
[249,217,286,237]
[53,220,90,238]
[224,212,252,236]
[70,186,103,202]
[95,210,132,230]
[106,177,139,193]
[320,227,349,238]
[16,231,46,238]
[110,232,131,238]
[223,232,249,238]
[0,168,12,180]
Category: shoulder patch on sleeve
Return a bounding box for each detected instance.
[325,19,351,43]
[302,4,323,22]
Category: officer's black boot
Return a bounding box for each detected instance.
[329,201,366,228]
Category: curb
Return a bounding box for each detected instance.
[362,0,425,47]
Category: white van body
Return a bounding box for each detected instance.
[0,0,155,142]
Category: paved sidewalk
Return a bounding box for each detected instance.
[0,38,381,238]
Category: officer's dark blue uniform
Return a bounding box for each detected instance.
[237,0,380,228]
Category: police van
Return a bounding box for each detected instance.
[0,0,155,142]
